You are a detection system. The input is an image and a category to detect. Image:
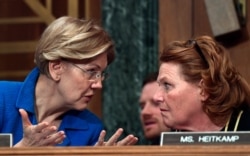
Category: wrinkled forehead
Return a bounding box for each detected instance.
[158,62,183,80]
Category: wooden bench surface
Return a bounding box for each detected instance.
[0,145,250,156]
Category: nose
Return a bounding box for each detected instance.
[91,79,103,89]
[141,103,152,115]
[153,87,164,104]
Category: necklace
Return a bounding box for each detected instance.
[224,110,243,132]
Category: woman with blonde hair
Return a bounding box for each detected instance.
[0,16,138,147]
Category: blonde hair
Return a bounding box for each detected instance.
[34,16,115,76]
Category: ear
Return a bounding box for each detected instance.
[198,79,209,101]
[48,60,64,81]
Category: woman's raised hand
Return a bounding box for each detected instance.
[14,109,66,147]
[95,128,138,146]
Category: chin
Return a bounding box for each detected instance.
[145,133,159,139]
[74,104,88,111]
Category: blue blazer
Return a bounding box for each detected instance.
[0,68,103,146]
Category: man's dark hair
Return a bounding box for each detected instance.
[142,72,158,87]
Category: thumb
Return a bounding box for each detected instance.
[19,109,32,129]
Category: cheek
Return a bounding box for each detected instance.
[69,80,91,93]
[67,82,87,93]
[60,75,91,94]
[169,88,200,115]
[164,89,190,116]
[164,91,182,108]
[148,106,161,117]
[156,109,164,122]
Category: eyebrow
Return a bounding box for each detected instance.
[76,63,102,70]
[85,63,100,68]
[157,75,168,82]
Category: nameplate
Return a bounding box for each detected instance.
[0,134,12,147]
[160,131,250,146]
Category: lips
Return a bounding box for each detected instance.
[143,121,157,131]
[85,95,93,98]
[143,120,156,128]
[144,121,155,125]
[160,108,168,111]
[84,95,93,102]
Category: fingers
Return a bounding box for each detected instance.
[53,131,66,144]
[43,131,66,146]
[23,124,66,146]
[116,134,138,146]
[96,128,138,146]
[42,125,57,136]
[31,122,49,133]
[105,128,123,146]
[95,130,106,146]
[18,109,66,146]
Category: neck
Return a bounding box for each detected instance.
[175,114,224,132]
[35,75,68,123]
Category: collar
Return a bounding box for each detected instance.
[15,68,90,130]
[16,67,40,113]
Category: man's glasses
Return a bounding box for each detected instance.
[67,61,108,82]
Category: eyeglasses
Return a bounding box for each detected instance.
[68,62,108,82]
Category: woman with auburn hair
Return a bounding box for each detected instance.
[154,35,250,132]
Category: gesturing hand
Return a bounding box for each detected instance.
[95,128,138,146]
[14,109,66,147]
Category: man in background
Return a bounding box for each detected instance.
[139,72,170,145]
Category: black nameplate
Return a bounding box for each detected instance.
[160,131,250,146]
[0,134,12,147]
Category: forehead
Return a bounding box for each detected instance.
[140,82,158,101]
[158,62,183,81]
[141,82,158,94]
[68,52,108,69]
